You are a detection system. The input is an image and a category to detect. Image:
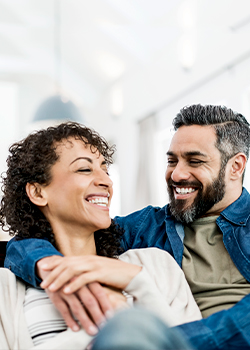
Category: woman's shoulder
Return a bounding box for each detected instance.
[0,267,16,281]
[119,247,179,270]
[0,267,25,291]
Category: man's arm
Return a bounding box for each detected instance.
[176,293,250,349]
[5,237,62,286]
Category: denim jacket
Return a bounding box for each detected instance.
[5,187,250,349]
[117,187,250,281]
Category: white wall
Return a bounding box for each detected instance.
[1,0,250,218]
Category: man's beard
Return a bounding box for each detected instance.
[167,166,226,224]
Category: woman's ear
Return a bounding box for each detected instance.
[230,153,247,180]
[26,183,48,207]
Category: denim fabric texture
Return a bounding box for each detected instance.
[92,307,194,350]
[5,187,250,349]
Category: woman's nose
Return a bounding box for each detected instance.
[94,169,113,188]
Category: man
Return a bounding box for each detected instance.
[4,104,250,349]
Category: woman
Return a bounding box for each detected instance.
[0,122,201,349]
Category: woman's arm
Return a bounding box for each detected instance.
[5,238,116,335]
[119,248,202,326]
[39,255,142,293]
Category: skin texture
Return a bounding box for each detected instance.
[28,139,141,334]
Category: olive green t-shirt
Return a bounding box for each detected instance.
[182,216,250,318]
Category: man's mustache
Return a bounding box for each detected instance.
[167,179,202,188]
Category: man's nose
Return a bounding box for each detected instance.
[170,162,190,183]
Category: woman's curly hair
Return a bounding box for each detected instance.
[0,122,124,258]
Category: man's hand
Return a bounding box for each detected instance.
[37,257,114,335]
[39,255,141,294]
[45,282,114,335]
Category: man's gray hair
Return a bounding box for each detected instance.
[173,104,250,169]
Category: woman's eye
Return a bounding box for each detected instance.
[77,168,91,173]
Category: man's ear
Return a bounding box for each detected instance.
[26,183,48,207]
[230,153,247,180]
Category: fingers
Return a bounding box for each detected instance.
[77,283,112,328]
[88,282,114,319]
[41,256,97,290]
[63,273,95,294]
[47,289,99,336]
[38,255,64,270]
[41,264,80,290]
[47,289,80,332]
[41,255,141,293]
[36,255,63,280]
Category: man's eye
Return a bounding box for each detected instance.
[189,160,203,165]
[167,159,177,165]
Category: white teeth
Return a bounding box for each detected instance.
[175,187,196,194]
[88,197,109,206]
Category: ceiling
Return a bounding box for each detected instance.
[1,0,250,218]
[1,0,250,122]
[0,0,182,109]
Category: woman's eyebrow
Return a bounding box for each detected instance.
[70,157,93,165]
[70,157,107,166]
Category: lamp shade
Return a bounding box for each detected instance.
[33,95,83,123]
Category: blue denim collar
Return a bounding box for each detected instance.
[220,187,250,225]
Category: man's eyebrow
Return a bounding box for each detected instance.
[184,151,207,157]
[70,157,107,165]
[166,151,175,156]
[166,151,207,157]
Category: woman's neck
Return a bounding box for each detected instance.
[52,222,97,256]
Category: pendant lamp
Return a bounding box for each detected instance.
[32,0,83,125]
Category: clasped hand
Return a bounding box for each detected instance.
[37,255,141,335]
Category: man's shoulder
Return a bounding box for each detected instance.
[115,204,169,227]
[221,187,250,223]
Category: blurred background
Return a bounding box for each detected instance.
[1,0,250,240]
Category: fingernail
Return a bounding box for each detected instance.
[64,286,71,294]
[72,325,80,332]
[48,283,56,291]
[105,310,114,319]
[88,326,98,335]
[98,321,106,329]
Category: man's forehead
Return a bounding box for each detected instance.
[167,125,218,155]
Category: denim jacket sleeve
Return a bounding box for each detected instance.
[4,237,62,287]
[114,205,170,252]
[176,293,250,349]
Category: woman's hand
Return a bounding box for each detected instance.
[36,255,138,334]
[102,286,129,311]
[37,256,114,334]
[39,255,142,293]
